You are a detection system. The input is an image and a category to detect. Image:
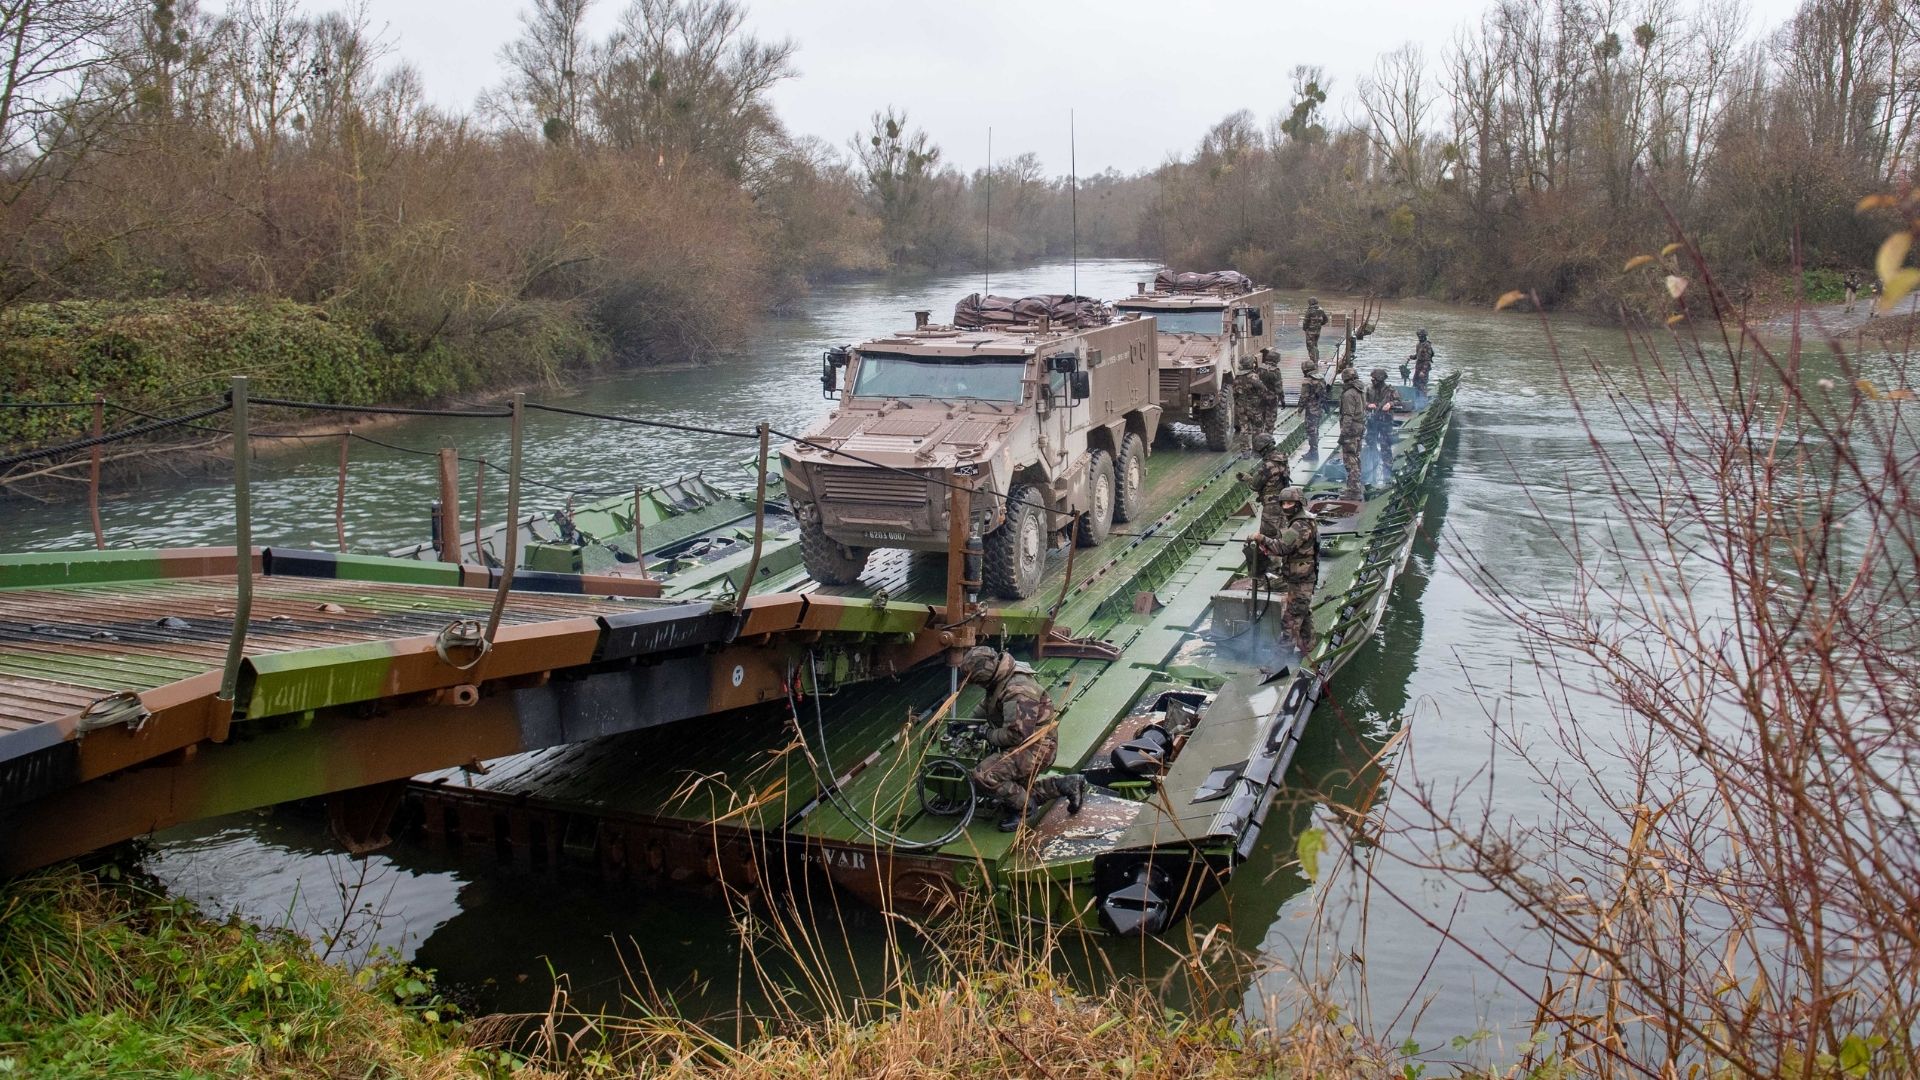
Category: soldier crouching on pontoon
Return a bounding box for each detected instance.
[960,646,1089,832]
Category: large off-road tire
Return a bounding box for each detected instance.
[798,515,870,586]
[985,483,1048,599]
[1113,433,1147,524]
[1199,387,1233,452]
[1075,450,1115,548]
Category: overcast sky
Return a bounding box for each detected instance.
[332,0,1808,176]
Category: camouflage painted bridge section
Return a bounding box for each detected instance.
[0,542,952,874]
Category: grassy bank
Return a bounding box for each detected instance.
[0,865,469,1077]
[0,299,604,451]
[0,866,1394,1079]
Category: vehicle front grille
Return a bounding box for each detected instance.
[813,465,930,506]
[1159,371,1188,398]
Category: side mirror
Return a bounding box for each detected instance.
[1070,371,1092,401]
[821,347,849,399]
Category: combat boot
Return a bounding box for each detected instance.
[998,796,1034,832]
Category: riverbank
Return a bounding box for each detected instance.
[0,865,1392,1078]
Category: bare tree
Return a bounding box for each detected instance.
[491,0,593,144]
[1357,42,1431,188]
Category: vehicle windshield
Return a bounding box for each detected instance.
[1122,308,1226,335]
[850,352,1027,402]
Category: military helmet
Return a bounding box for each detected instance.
[960,646,1002,682]
[1278,486,1305,505]
[1253,433,1275,452]
[1302,359,1319,375]
[1307,297,1320,306]
[1416,328,1428,339]
[1371,366,1388,382]
[1342,366,1360,382]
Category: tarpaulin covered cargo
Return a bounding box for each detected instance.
[952,293,1113,329]
[1153,269,1253,294]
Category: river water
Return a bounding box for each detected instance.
[3,260,1882,1061]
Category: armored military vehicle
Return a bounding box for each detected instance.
[1112,269,1277,452]
[782,298,1162,599]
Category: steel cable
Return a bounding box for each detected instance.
[0,401,233,471]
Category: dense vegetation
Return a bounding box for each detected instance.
[0,865,466,1076]
[2,0,1906,437]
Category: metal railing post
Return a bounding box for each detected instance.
[88,394,105,549]
[436,447,460,562]
[218,377,252,703]
[735,422,771,605]
[483,394,523,645]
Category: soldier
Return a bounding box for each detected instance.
[959,646,1088,831]
[1238,432,1292,525]
[1844,270,1861,314]
[1301,297,1329,363]
[1254,348,1285,441]
[1338,366,1365,501]
[1257,486,1318,656]
[1365,367,1398,482]
[1408,328,1434,404]
[1233,357,1279,453]
[1298,358,1325,457]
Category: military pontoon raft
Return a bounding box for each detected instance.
[404,371,1462,937]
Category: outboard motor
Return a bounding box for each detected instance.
[1101,862,1173,936]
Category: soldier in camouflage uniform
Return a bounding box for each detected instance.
[1365,367,1398,482]
[1408,328,1434,405]
[1301,298,1329,363]
[1338,366,1365,502]
[1238,432,1292,526]
[1254,487,1319,656]
[1233,357,1280,453]
[960,646,1088,831]
[1298,358,1325,457]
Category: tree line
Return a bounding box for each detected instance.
[1,0,1908,395]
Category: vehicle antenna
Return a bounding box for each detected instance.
[984,127,992,296]
[1070,109,1079,298]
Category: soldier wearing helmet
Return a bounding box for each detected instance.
[1338,366,1365,501]
[1237,431,1292,526]
[1233,350,1280,453]
[958,646,1088,831]
[1407,328,1434,403]
[1297,357,1326,457]
[1259,486,1319,656]
[1365,367,1398,481]
[1300,298,1329,363]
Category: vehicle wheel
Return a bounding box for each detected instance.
[1076,450,1115,547]
[798,515,870,586]
[1113,433,1147,524]
[985,483,1048,599]
[1200,389,1233,452]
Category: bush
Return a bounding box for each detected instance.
[0,298,605,450]
[0,866,467,1077]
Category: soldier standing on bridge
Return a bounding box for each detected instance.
[1407,328,1434,407]
[1301,298,1329,363]
[1365,367,1398,483]
[1234,354,1280,453]
[961,646,1088,832]
[1338,366,1365,502]
[1238,432,1292,526]
[1256,487,1319,657]
[1844,270,1862,314]
[1298,358,1325,457]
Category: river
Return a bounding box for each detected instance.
[1,259,1872,1061]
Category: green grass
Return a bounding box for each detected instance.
[0,864,472,1078]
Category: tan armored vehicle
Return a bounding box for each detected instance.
[783,298,1162,599]
[1112,270,1277,451]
